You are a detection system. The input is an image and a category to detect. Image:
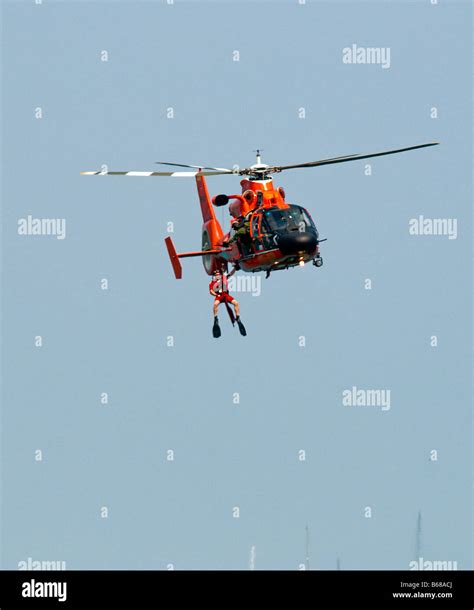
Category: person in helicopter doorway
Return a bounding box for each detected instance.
[209,266,247,338]
[224,212,253,255]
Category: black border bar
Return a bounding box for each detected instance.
[0,569,472,609]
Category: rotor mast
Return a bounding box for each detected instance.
[253,149,263,165]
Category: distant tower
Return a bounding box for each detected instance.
[249,545,256,570]
[415,511,422,560]
[305,525,310,570]
[336,557,341,570]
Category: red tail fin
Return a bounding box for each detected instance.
[164,237,182,279]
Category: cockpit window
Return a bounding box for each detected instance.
[264,205,316,234]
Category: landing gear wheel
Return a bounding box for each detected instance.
[313,257,323,268]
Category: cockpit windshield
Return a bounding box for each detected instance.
[263,205,316,234]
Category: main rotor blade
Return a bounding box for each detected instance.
[156,161,234,173]
[265,142,440,173]
[80,170,230,177]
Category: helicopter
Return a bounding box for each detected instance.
[81,142,439,280]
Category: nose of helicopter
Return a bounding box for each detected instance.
[277,231,318,256]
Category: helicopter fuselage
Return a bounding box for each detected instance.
[204,175,322,275]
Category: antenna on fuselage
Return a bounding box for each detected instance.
[253,149,264,165]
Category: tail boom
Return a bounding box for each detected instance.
[196,174,216,223]
[164,237,230,279]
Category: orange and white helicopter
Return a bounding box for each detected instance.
[82,143,438,279]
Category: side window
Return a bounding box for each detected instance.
[251,215,260,238]
[300,208,311,227]
[261,216,275,250]
[261,216,272,234]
